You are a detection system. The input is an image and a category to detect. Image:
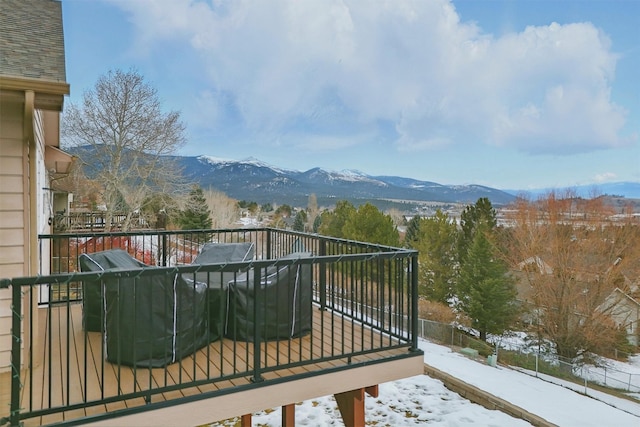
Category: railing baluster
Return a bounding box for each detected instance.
[410,253,419,352]
[9,280,22,427]
[252,265,263,383]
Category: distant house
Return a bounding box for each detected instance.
[0,0,71,371]
[517,256,554,275]
[514,255,640,346]
[599,287,640,346]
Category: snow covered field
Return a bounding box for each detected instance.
[211,338,640,426]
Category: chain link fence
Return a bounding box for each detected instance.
[416,318,640,395]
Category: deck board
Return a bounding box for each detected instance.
[1,302,412,426]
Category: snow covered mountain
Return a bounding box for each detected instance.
[179,155,516,206]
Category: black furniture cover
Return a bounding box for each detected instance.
[79,249,208,367]
[226,252,313,341]
[80,249,146,332]
[190,242,255,340]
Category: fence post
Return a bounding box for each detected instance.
[265,229,272,260]
[252,265,264,383]
[583,366,588,395]
[9,281,22,427]
[319,239,326,311]
[535,353,539,377]
[410,254,419,352]
[160,233,168,267]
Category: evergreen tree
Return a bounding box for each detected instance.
[456,225,518,341]
[342,203,399,246]
[142,192,179,229]
[274,204,293,218]
[178,185,212,230]
[459,197,497,261]
[415,210,458,303]
[293,210,307,232]
[312,214,322,233]
[404,215,422,248]
[318,200,356,238]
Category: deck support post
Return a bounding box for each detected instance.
[282,403,295,426]
[240,413,252,426]
[334,385,378,427]
[365,385,379,398]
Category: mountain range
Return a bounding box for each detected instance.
[176,155,516,207]
[70,145,640,209]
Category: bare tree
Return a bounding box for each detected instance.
[62,69,187,231]
[503,191,640,359]
[386,208,405,228]
[306,193,319,232]
[203,188,240,228]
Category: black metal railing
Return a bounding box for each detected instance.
[0,228,420,427]
[53,211,150,232]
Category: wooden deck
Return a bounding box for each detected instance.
[1,303,422,426]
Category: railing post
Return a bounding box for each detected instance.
[10,281,22,427]
[410,254,419,352]
[265,229,272,260]
[161,233,168,267]
[319,239,326,311]
[252,265,264,383]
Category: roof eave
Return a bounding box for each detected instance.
[0,75,69,111]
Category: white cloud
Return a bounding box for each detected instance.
[594,172,617,182]
[111,0,632,156]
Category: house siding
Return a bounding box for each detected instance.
[1,0,69,377]
[0,96,27,371]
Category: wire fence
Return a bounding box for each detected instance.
[416,318,640,395]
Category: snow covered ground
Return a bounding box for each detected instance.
[421,340,640,427]
[210,338,640,426]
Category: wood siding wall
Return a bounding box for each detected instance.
[0,96,26,371]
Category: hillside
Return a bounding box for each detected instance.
[175,155,516,207]
[71,146,639,210]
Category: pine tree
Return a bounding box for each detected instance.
[342,203,399,246]
[312,214,322,233]
[459,197,497,262]
[293,210,307,232]
[404,215,422,248]
[457,226,518,341]
[415,210,458,303]
[318,200,356,238]
[178,185,212,230]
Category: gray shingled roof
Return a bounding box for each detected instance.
[0,0,67,82]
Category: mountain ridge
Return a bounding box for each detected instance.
[69,146,640,208]
[177,155,516,206]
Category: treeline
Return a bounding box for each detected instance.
[405,194,639,360]
[311,195,639,361]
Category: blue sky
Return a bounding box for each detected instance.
[61,0,639,190]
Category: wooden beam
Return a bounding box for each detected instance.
[282,403,295,426]
[240,413,252,427]
[365,385,379,398]
[334,388,365,427]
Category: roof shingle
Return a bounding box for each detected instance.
[0,0,66,82]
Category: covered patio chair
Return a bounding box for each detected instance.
[80,249,208,367]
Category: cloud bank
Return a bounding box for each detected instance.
[111,0,632,156]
